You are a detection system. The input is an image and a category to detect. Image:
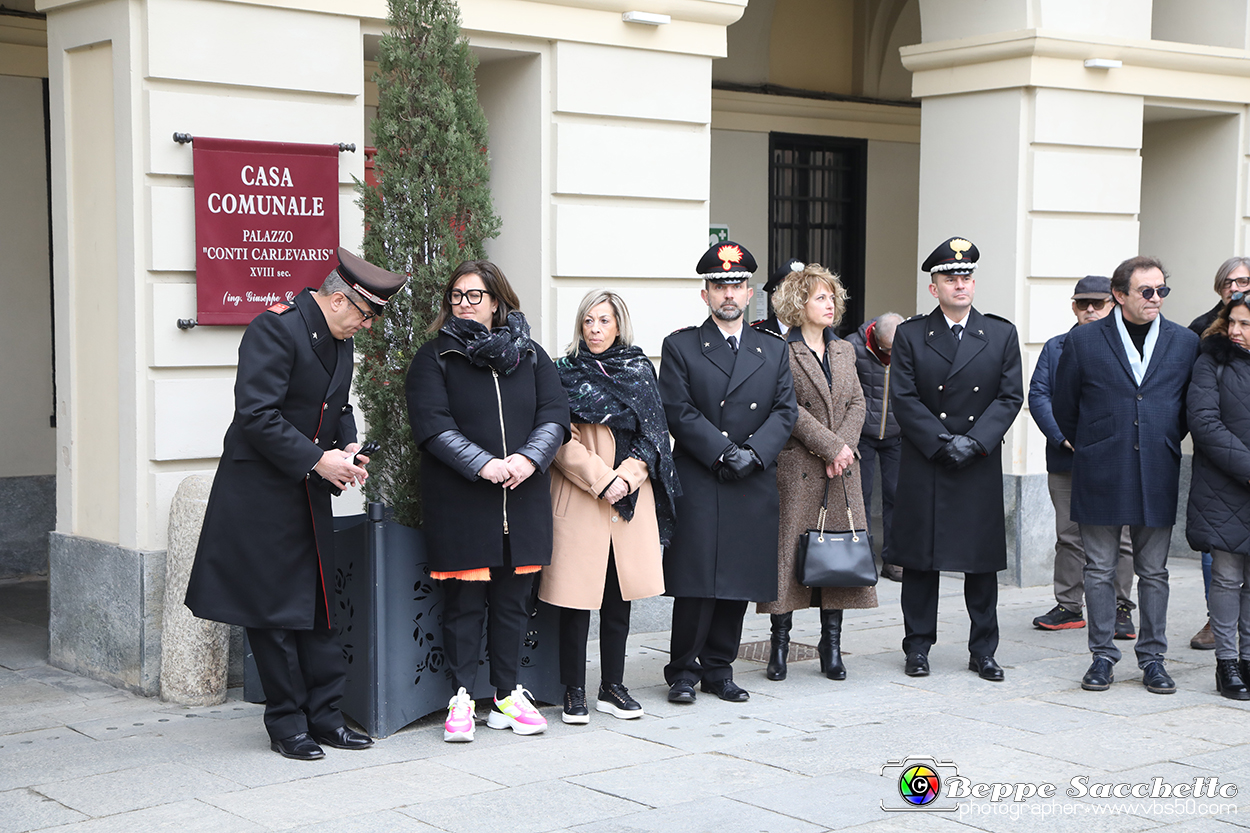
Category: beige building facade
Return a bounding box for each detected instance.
[0,0,1246,691]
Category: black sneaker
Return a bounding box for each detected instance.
[561,685,589,725]
[1033,604,1085,630]
[1114,603,1136,640]
[596,682,644,719]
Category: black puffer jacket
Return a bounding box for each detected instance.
[846,321,900,440]
[1187,333,1250,555]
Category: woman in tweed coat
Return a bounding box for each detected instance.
[758,264,877,681]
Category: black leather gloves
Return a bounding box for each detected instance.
[934,433,986,470]
[716,444,762,482]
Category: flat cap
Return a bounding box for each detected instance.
[1072,275,1112,299]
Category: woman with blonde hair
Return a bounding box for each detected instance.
[540,290,679,723]
[759,263,877,681]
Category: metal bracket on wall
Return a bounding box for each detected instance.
[172,133,356,152]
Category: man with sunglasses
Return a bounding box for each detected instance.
[1029,276,1136,636]
[1053,256,1200,695]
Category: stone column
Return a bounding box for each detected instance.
[159,475,226,706]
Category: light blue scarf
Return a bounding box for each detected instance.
[1113,305,1160,386]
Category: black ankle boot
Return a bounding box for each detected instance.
[766,613,792,681]
[818,609,846,680]
[1216,659,1250,700]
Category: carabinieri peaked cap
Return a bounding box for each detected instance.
[763,257,805,294]
[696,241,758,284]
[333,247,408,313]
[922,237,980,275]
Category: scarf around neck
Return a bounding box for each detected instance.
[441,310,531,375]
[555,341,681,546]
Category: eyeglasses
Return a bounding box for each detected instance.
[1221,277,1250,290]
[448,288,493,306]
[1136,285,1171,300]
[344,294,379,322]
[1075,299,1107,311]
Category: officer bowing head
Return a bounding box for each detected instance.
[923,236,979,320]
[316,247,407,340]
[697,241,757,333]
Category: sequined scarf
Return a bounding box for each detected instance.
[555,342,681,546]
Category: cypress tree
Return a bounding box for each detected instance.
[354,0,500,527]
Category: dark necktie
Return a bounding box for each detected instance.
[951,324,964,341]
[728,335,739,354]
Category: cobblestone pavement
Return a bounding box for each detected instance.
[1,559,1247,833]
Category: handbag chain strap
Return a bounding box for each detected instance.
[819,470,860,543]
[816,477,829,542]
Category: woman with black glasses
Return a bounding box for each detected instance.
[1187,257,1250,653]
[1187,290,1250,700]
[406,260,571,742]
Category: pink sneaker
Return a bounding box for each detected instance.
[443,687,475,743]
[486,685,547,735]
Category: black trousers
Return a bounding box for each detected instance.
[559,549,631,687]
[665,597,748,685]
[900,569,999,658]
[246,587,347,742]
[858,435,901,563]
[441,565,534,697]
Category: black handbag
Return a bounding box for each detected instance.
[796,473,878,588]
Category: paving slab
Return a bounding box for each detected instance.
[32,762,243,818]
[399,779,645,833]
[432,724,681,785]
[0,788,85,833]
[203,759,499,829]
[29,799,265,832]
[568,795,826,833]
[567,750,802,808]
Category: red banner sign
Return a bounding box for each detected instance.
[192,137,340,325]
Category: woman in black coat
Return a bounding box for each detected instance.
[1187,292,1250,700]
[406,261,570,741]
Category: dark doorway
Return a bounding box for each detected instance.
[769,133,867,334]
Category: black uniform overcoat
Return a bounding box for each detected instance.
[887,307,1023,573]
[659,318,798,601]
[406,332,571,573]
[185,289,355,630]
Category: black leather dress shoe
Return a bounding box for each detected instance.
[668,680,697,704]
[312,725,374,750]
[1141,660,1176,694]
[969,655,1004,682]
[270,732,325,760]
[701,678,750,702]
[904,653,929,677]
[1081,656,1114,691]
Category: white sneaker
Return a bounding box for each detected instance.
[443,687,476,742]
[486,685,548,735]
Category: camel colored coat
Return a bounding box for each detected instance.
[539,422,665,610]
[758,335,879,613]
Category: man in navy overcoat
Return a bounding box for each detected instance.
[1053,255,1199,695]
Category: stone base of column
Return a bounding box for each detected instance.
[49,532,165,696]
[1003,472,1053,589]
